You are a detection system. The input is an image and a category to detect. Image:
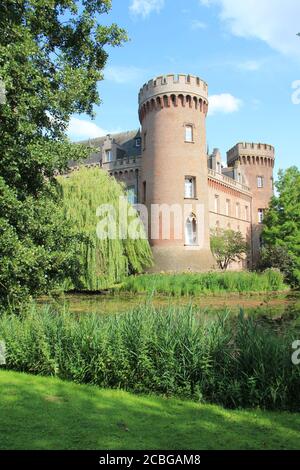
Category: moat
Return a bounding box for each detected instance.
[39,291,300,329]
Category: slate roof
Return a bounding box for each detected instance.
[69,129,141,168]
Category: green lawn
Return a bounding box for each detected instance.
[0,370,299,450]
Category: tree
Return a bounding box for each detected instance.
[59,168,153,291]
[262,167,300,287]
[210,229,248,271]
[0,1,127,311]
[257,245,296,284]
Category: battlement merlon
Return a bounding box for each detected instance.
[227,142,275,165]
[138,74,208,107]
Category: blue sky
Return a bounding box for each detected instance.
[68,0,300,175]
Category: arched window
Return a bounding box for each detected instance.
[185,213,198,246]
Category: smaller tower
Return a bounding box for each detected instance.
[227,143,275,263]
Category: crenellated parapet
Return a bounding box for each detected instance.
[138,74,209,123]
[227,142,275,168]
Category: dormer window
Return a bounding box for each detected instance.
[135,137,141,148]
[105,150,112,163]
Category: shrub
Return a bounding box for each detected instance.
[0,304,299,411]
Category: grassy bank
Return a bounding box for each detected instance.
[118,270,288,296]
[1,304,299,410]
[1,370,299,450]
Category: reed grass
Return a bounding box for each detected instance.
[119,269,288,296]
[0,302,298,411]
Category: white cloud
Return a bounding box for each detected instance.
[130,0,165,18]
[208,93,243,116]
[191,20,207,30]
[200,0,300,58]
[105,65,145,84]
[238,60,263,71]
[68,117,109,140]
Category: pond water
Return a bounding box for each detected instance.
[39,291,300,328]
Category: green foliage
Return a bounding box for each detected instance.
[0,176,85,311]
[119,271,287,296]
[210,229,248,270]
[258,246,297,285]
[1,303,299,411]
[59,168,153,290]
[262,167,300,287]
[2,371,300,450]
[0,1,127,310]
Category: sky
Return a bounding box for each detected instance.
[68,0,300,175]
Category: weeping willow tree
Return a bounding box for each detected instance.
[58,168,153,290]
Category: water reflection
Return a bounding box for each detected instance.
[38,292,300,327]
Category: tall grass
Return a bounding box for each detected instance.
[119,269,288,296]
[0,303,298,411]
[58,168,153,291]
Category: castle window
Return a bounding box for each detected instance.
[135,137,141,148]
[105,150,112,163]
[127,186,137,205]
[245,205,249,221]
[142,181,146,204]
[226,199,231,216]
[185,214,198,246]
[258,209,264,224]
[185,125,193,142]
[185,177,196,199]
[257,176,264,188]
[215,195,220,213]
[217,162,221,173]
[236,203,241,219]
[143,132,147,151]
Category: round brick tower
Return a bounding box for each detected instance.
[227,142,275,264]
[139,74,215,272]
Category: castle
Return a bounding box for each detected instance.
[71,74,275,272]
